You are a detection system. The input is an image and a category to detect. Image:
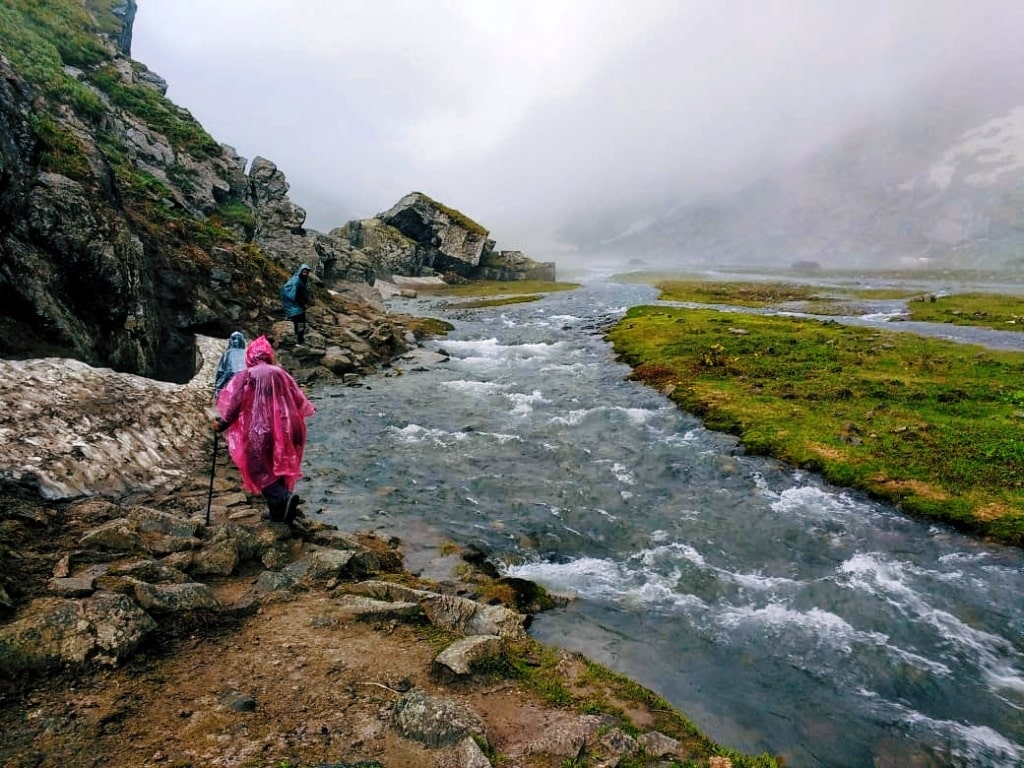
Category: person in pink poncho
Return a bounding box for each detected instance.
[213,335,315,524]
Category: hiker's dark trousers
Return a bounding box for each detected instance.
[291,313,307,344]
[262,478,289,521]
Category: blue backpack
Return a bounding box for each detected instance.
[280,278,298,303]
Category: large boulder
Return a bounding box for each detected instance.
[315,230,378,285]
[0,593,156,673]
[380,192,490,276]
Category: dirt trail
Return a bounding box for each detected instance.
[0,454,745,768]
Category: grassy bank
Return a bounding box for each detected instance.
[415,279,580,308]
[654,280,921,307]
[906,292,1024,331]
[607,281,1024,547]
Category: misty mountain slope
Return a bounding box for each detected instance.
[584,70,1024,270]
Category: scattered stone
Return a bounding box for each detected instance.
[433,635,503,677]
[221,691,257,713]
[391,690,487,748]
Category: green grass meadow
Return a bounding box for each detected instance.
[414,279,581,309]
[607,281,1024,547]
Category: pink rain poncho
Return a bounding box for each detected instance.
[215,336,316,494]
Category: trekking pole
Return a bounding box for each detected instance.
[205,430,218,526]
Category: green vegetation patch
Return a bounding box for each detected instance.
[613,270,714,285]
[448,295,541,309]
[29,113,93,180]
[211,200,256,236]
[417,279,580,298]
[412,191,489,236]
[89,64,221,158]
[656,280,825,307]
[907,292,1024,332]
[607,306,1024,546]
[477,638,782,767]
[845,287,925,300]
[401,316,454,340]
[0,0,109,121]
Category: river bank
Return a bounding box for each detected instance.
[305,276,1024,767]
[607,278,1024,547]
[0,332,778,768]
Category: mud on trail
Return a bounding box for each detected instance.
[0,590,561,767]
[0,456,495,767]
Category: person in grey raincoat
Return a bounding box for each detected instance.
[280,263,312,345]
[213,331,247,401]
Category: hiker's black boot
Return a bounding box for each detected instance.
[266,499,286,522]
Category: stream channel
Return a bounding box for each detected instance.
[302,271,1024,767]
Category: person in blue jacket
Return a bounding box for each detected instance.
[280,263,312,345]
[213,331,247,401]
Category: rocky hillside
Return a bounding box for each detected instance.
[0,0,553,384]
[583,64,1024,271]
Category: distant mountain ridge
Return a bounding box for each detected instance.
[582,73,1024,271]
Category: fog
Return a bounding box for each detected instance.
[131,0,1024,262]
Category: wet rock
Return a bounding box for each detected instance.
[254,570,295,594]
[221,691,257,713]
[80,518,144,553]
[600,726,640,757]
[288,547,381,588]
[391,690,487,748]
[0,593,156,672]
[348,580,529,639]
[510,712,603,761]
[639,731,682,758]
[48,576,96,598]
[438,737,493,768]
[190,539,240,577]
[107,558,191,584]
[333,595,423,622]
[433,634,503,677]
[129,579,220,614]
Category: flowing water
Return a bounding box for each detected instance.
[303,273,1024,767]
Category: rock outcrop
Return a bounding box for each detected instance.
[475,249,557,282]
[334,191,556,282]
[0,2,553,388]
[381,191,491,275]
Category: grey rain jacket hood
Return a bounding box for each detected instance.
[280,263,312,318]
[213,331,247,398]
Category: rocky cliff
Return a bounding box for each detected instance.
[0,0,553,385]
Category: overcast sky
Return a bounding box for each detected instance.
[131,0,1024,257]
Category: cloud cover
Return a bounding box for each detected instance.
[132,0,1024,257]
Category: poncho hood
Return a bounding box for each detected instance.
[246,335,275,366]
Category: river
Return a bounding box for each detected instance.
[302,271,1024,767]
